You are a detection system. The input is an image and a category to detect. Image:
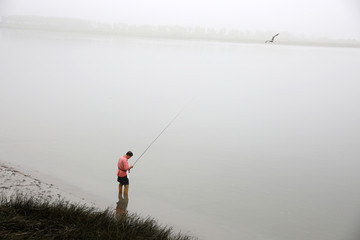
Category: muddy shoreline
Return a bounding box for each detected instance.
[0,161,96,206]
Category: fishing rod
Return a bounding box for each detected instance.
[132,108,184,166]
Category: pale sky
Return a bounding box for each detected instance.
[0,0,359,40]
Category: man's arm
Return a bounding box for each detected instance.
[119,159,133,171]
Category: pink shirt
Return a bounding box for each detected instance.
[117,155,129,177]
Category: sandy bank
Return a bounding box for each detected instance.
[0,160,97,207]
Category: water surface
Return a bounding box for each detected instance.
[1,28,360,240]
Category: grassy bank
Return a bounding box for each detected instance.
[0,194,193,240]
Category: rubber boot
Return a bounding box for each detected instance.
[124,185,129,196]
[118,184,123,199]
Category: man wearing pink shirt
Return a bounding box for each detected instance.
[117,151,134,197]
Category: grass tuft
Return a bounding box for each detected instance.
[0,193,194,240]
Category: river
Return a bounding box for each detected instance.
[1,28,360,240]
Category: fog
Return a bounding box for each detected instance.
[1,0,360,40]
[1,28,360,239]
[1,1,360,239]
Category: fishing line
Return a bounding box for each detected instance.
[133,109,183,166]
[133,98,195,166]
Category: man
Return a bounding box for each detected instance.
[117,151,134,197]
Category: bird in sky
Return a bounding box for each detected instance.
[265,33,280,43]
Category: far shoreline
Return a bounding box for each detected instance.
[1,19,359,49]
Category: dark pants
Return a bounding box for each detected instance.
[117,176,129,185]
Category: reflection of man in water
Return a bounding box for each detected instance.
[116,194,129,218]
[117,151,134,197]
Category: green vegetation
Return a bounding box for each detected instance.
[0,194,193,240]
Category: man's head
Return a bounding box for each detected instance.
[126,151,133,159]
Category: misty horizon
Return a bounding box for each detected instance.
[1,15,360,48]
[1,0,359,41]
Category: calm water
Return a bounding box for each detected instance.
[1,28,360,240]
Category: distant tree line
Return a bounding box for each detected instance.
[1,15,359,48]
